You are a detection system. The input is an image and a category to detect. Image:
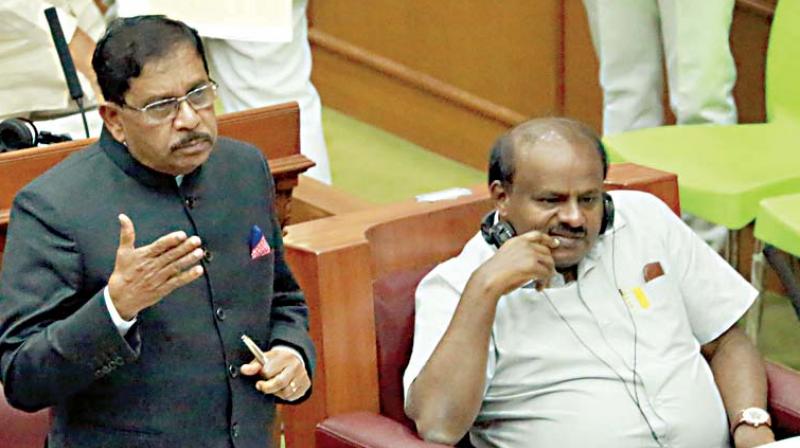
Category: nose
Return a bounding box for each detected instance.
[558,199,585,228]
[173,99,201,129]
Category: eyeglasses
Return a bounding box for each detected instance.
[122,81,218,123]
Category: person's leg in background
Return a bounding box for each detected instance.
[659,0,737,126]
[659,0,737,252]
[204,0,332,184]
[583,0,665,135]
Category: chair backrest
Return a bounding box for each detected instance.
[0,388,49,447]
[766,0,800,124]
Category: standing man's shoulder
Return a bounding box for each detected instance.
[215,137,269,162]
[14,141,109,209]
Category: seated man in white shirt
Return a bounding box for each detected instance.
[403,117,774,448]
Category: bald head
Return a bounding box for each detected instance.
[488,117,608,189]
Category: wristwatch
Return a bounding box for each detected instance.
[730,407,771,435]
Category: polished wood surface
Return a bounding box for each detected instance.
[282,163,679,447]
[291,175,373,223]
[311,0,777,169]
[0,103,314,271]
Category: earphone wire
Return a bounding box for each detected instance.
[540,228,665,447]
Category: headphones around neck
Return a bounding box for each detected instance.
[481,192,615,248]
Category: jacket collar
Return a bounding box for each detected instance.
[99,127,203,192]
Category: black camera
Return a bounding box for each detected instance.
[0,118,72,153]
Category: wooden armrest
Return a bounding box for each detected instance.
[290,175,373,223]
[316,412,451,448]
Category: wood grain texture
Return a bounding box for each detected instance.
[311,0,775,168]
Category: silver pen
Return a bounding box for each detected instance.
[241,334,268,370]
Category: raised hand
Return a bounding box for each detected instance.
[107,214,205,320]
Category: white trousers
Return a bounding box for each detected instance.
[583,0,738,135]
[204,2,332,184]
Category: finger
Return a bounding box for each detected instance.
[258,367,293,394]
[142,230,191,258]
[261,350,293,379]
[157,264,204,297]
[535,252,555,272]
[282,376,310,401]
[118,214,136,250]
[154,239,204,274]
[540,233,560,249]
[240,359,266,377]
[530,243,555,258]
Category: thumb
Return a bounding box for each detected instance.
[240,359,266,377]
[118,214,136,250]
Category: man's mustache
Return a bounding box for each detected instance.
[548,225,586,238]
[171,132,213,151]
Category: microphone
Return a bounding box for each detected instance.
[44,7,90,139]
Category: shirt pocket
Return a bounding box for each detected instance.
[623,274,697,357]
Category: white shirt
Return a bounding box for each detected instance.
[404,190,757,448]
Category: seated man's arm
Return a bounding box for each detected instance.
[702,326,775,448]
[405,230,558,444]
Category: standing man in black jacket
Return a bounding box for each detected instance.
[0,15,314,447]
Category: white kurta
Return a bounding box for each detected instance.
[203,0,331,184]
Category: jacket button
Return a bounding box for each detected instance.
[215,307,225,321]
[228,364,239,378]
[203,249,213,262]
[184,196,197,209]
[231,422,240,438]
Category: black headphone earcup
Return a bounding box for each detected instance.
[480,211,517,248]
[600,192,615,234]
[0,118,37,152]
[480,211,498,246]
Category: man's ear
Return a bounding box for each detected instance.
[489,180,510,217]
[99,104,126,143]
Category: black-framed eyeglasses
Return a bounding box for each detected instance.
[122,81,218,123]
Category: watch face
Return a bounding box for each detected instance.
[743,408,769,425]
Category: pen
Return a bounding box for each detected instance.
[241,334,268,370]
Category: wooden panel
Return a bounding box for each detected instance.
[312,1,559,116]
[562,0,603,131]
[310,1,560,169]
[311,45,512,169]
[731,0,774,124]
[311,0,775,168]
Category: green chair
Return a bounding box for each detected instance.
[603,0,800,341]
[749,193,800,339]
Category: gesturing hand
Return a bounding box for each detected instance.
[107,214,205,320]
[479,230,560,296]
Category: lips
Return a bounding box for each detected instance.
[549,232,585,248]
[172,138,212,154]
